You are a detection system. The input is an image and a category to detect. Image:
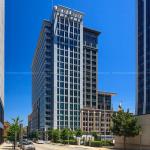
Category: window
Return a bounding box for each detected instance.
[65,89,68,95]
[60,96,64,102]
[70,21,73,26]
[60,82,64,88]
[61,17,64,23]
[60,50,64,56]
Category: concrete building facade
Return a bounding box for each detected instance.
[80,91,115,137]
[0,0,4,144]
[83,28,99,109]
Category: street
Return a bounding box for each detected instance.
[0,143,114,150]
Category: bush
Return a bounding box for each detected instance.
[84,141,90,146]
[90,141,102,147]
[62,140,77,145]
[90,140,113,147]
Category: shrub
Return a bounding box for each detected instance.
[90,140,113,147]
[84,141,90,146]
[62,140,77,145]
[90,141,102,147]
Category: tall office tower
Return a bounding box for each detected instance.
[0,0,4,144]
[32,21,53,132]
[83,28,100,109]
[32,6,84,133]
[136,0,150,115]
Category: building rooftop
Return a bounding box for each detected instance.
[98,91,117,96]
[54,5,84,16]
[84,27,100,36]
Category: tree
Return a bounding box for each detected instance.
[48,129,53,140]
[111,107,141,150]
[91,131,98,140]
[52,129,60,143]
[7,117,22,149]
[60,128,69,141]
[75,129,82,137]
[30,131,39,140]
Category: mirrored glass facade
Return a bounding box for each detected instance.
[137,0,150,115]
[32,6,84,132]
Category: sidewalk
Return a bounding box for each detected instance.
[0,143,20,150]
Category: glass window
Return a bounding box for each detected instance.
[60,103,64,109]
[60,82,64,88]
[60,63,64,69]
[60,75,64,81]
[65,89,68,95]
[70,21,73,26]
[60,96,64,102]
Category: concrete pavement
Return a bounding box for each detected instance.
[34,143,114,150]
[0,142,114,150]
[0,143,20,150]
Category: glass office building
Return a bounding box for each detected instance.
[137,0,150,115]
[31,5,107,134]
[0,0,4,143]
[53,6,83,130]
[32,6,84,132]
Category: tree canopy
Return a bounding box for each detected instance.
[111,107,141,150]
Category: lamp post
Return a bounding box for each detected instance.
[67,128,71,145]
[103,95,106,141]
[139,131,142,150]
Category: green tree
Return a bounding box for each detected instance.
[91,131,98,140]
[7,117,22,149]
[52,129,60,143]
[30,131,39,140]
[48,129,53,140]
[60,128,69,141]
[75,129,82,137]
[111,107,141,150]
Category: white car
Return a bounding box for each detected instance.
[22,141,35,150]
[36,140,44,144]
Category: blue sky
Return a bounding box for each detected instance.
[5,0,136,125]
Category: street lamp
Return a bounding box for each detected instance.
[139,131,142,150]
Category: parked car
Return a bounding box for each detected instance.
[18,139,28,148]
[36,140,44,144]
[22,141,35,150]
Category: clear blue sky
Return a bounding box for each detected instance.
[5,0,136,125]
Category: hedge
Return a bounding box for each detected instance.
[90,141,102,147]
[62,140,77,145]
[90,140,113,147]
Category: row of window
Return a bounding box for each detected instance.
[57,29,80,37]
[57,56,80,63]
[57,103,80,110]
[57,111,80,116]
[57,89,80,96]
[57,16,80,28]
[57,69,80,76]
[57,60,80,68]
[57,121,80,127]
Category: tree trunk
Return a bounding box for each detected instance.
[13,140,16,149]
[123,136,126,150]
